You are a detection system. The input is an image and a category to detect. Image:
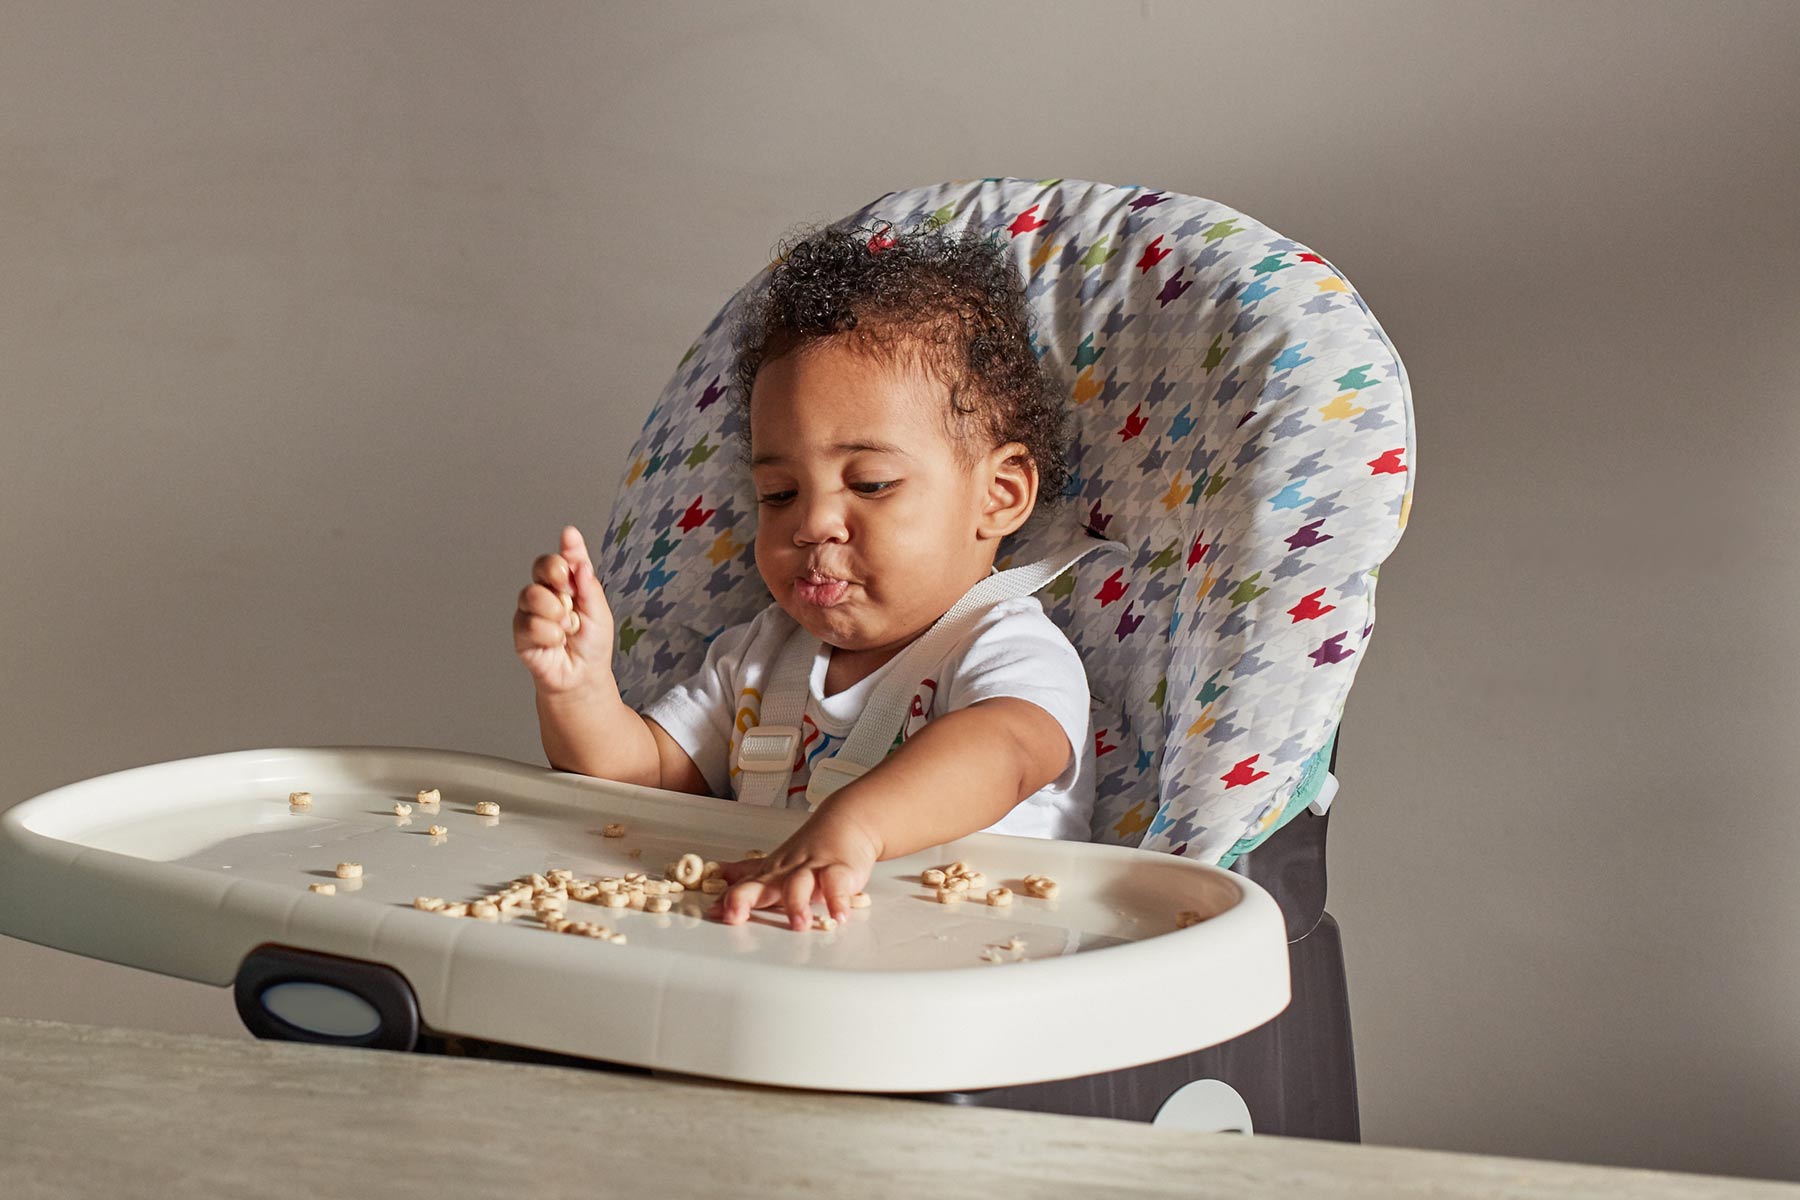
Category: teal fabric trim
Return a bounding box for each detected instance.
[1215,725,1338,870]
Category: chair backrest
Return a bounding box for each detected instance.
[599,178,1413,864]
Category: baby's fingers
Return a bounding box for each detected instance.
[531,549,571,589]
[714,877,779,926]
[782,872,816,932]
[818,864,858,924]
[514,585,575,648]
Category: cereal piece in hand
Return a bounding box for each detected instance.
[288,791,313,809]
[335,863,362,880]
[416,788,441,807]
[601,823,626,838]
[986,887,1012,907]
[308,882,336,895]
[744,849,767,860]
[1176,910,1203,929]
[474,800,500,817]
[848,892,872,909]
[812,914,837,932]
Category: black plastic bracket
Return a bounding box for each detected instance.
[234,944,421,1052]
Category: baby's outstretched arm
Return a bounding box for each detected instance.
[712,698,1072,929]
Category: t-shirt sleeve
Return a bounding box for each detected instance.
[640,615,761,798]
[939,601,1092,792]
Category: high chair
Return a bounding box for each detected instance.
[600,178,1414,1138]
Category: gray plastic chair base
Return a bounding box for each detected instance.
[903,804,1359,1140]
[903,908,1358,1140]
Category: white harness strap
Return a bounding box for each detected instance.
[731,533,1123,809]
[732,624,818,808]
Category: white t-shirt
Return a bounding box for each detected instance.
[642,596,1094,841]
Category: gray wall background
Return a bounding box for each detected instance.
[4,0,1798,1184]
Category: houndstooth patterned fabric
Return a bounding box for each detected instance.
[599,178,1414,865]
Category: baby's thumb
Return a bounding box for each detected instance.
[561,524,592,568]
[572,555,608,616]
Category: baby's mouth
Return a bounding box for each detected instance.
[793,569,852,608]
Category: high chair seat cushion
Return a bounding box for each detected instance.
[597,178,1413,864]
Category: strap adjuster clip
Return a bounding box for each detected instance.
[804,756,871,806]
[735,725,800,773]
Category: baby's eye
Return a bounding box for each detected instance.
[757,490,796,506]
[851,481,898,496]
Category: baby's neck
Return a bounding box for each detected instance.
[822,642,907,699]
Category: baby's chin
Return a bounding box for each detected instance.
[777,595,868,648]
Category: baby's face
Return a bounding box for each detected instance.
[748,341,1018,656]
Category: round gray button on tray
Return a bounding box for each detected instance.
[260,981,383,1039]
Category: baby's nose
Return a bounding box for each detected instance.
[792,495,849,544]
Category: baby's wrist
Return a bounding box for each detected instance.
[810,791,889,863]
[535,672,621,710]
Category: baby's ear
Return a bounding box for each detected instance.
[976,443,1039,540]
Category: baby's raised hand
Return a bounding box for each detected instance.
[710,808,884,931]
[513,525,615,697]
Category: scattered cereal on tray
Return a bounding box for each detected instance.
[986,887,1012,907]
[334,862,362,879]
[416,788,440,807]
[1176,910,1203,929]
[474,800,500,817]
[1021,874,1059,900]
[813,914,837,932]
[428,825,447,838]
[935,888,963,905]
[849,892,871,909]
[288,791,313,809]
[413,896,446,912]
[308,882,336,895]
[393,802,413,817]
[699,877,728,896]
[601,823,626,838]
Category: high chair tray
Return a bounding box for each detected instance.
[0,746,1290,1093]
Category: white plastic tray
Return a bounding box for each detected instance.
[0,746,1290,1092]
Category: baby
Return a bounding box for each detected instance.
[513,221,1093,930]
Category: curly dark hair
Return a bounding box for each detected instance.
[730,219,1072,505]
